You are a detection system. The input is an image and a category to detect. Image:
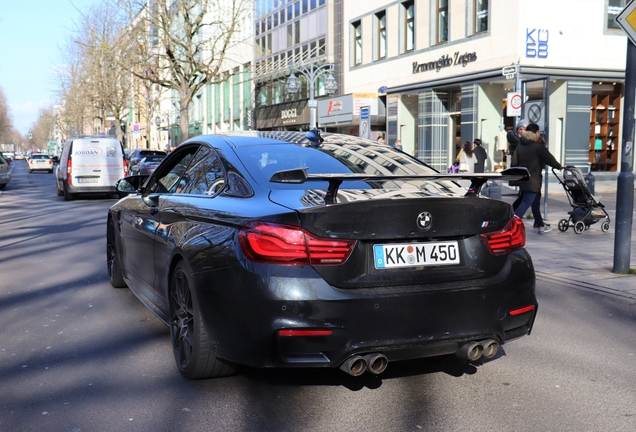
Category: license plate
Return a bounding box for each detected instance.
[77,177,98,183]
[373,241,460,269]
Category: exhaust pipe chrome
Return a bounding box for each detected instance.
[364,353,388,375]
[480,339,500,359]
[339,356,367,376]
[455,341,484,361]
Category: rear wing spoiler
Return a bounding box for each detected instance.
[270,167,530,203]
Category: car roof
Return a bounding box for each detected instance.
[191,131,381,148]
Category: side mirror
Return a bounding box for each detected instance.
[116,175,148,193]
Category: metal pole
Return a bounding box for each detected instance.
[309,65,316,129]
[613,39,636,273]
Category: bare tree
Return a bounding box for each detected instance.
[76,2,133,145]
[0,86,15,145]
[115,0,252,144]
[55,38,94,140]
[30,107,56,150]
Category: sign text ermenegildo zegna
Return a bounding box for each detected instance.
[412,51,477,74]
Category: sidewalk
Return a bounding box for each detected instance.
[499,181,636,299]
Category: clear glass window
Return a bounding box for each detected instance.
[404,2,415,51]
[475,0,488,33]
[608,0,626,29]
[437,0,448,43]
[353,21,362,65]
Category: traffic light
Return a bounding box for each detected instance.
[29,133,33,140]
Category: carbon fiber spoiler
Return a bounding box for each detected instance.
[270,167,530,203]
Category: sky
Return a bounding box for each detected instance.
[0,0,96,136]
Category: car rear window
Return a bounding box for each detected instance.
[233,142,442,190]
[31,155,50,160]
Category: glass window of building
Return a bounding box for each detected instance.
[403,1,415,52]
[607,0,626,29]
[474,0,488,33]
[376,11,387,60]
[437,0,448,43]
[353,20,362,65]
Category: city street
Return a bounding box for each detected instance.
[1,161,636,431]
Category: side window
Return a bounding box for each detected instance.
[179,147,226,196]
[147,148,198,194]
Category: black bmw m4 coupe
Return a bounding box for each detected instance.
[107,130,536,379]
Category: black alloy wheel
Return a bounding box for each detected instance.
[169,261,237,379]
[107,220,127,288]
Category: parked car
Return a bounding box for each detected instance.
[0,153,10,189]
[55,137,128,201]
[127,149,167,170]
[129,154,166,176]
[107,131,536,380]
[27,154,54,173]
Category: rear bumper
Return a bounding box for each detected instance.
[193,250,537,369]
[66,184,117,194]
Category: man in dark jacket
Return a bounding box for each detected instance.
[512,123,563,234]
[473,138,487,173]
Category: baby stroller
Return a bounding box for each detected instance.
[552,166,610,234]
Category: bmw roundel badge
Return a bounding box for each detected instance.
[417,212,432,229]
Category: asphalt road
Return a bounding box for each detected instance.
[1,160,636,431]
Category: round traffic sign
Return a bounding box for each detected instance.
[510,93,522,110]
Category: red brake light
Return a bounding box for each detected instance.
[480,216,526,255]
[278,329,333,337]
[239,222,356,265]
[123,158,128,176]
[66,159,73,185]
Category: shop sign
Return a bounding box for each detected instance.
[525,29,548,58]
[412,52,477,74]
[254,100,309,129]
[318,94,380,126]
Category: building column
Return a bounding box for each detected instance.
[564,81,592,170]
[418,90,449,172]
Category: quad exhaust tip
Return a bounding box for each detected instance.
[340,353,388,376]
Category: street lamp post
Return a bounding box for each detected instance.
[154,116,161,150]
[285,62,338,129]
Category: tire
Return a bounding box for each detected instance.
[28,169,32,174]
[63,184,74,201]
[107,219,127,288]
[169,261,238,379]
[558,219,569,232]
[574,221,586,234]
[48,170,53,174]
[601,221,611,232]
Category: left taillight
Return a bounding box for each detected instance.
[480,216,526,255]
[238,222,356,265]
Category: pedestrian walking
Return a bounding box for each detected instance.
[394,139,403,151]
[512,123,563,234]
[507,119,528,156]
[473,138,487,173]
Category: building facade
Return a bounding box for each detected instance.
[340,0,628,175]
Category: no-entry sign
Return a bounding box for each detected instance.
[507,92,522,117]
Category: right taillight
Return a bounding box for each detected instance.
[66,159,72,185]
[480,216,526,255]
[238,222,356,265]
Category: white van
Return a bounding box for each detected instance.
[55,137,128,201]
